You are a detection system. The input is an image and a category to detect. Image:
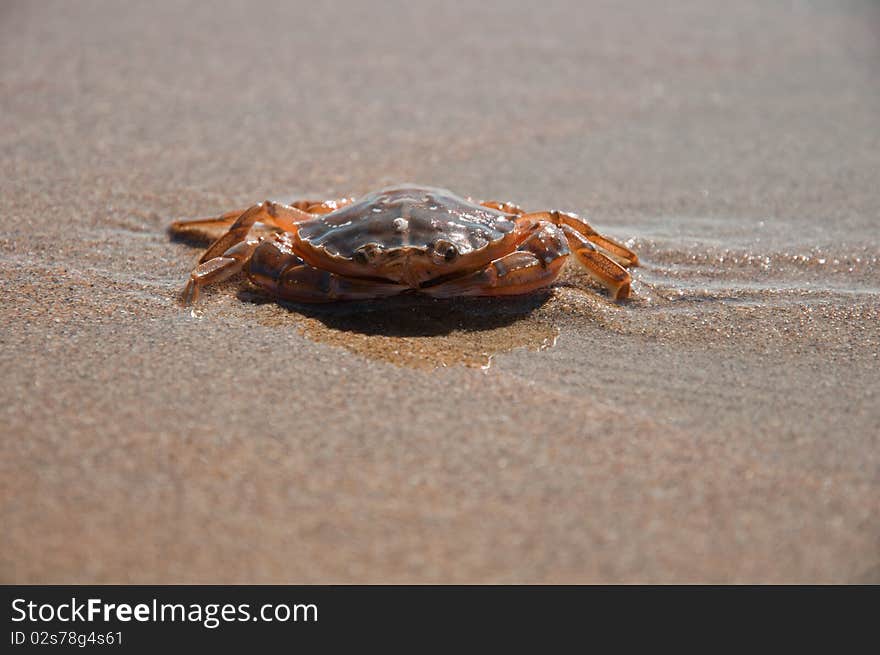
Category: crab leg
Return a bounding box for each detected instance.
[478,202,638,267]
[288,197,355,214]
[169,207,248,234]
[176,201,314,304]
[558,225,631,300]
[201,203,315,264]
[171,201,313,264]
[521,210,639,267]
[170,199,352,253]
[477,199,525,215]
[181,239,260,304]
[422,222,568,298]
[170,198,354,235]
[246,239,408,302]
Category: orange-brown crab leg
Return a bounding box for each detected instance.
[176,201,314,303]
[478,204,635,299]
[422,222,568,298]
[181,239,260,304]
[479,200,638,268]
[169,197,354,237]
[476,199,526,215]
[172,201,313,263]
[169,207,248,233]
[246,239,407,302]
[558,225,632,300]
[520,209,639,267]
[288,198,355,214]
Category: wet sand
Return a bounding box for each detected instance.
[2,0,879,582]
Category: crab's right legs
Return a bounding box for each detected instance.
[174,201,314,264]
[177,201,314,304]
[181,239,260,304]
[246,240,408,302]
[289,197,354,214]
[170,197,353,236]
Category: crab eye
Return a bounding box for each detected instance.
[434,240,458,262]
[353,244,382,265]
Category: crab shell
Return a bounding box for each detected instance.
[291,186,525,287]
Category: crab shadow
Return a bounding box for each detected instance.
[237,288,553,337]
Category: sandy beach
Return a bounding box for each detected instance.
[2,0,878,582]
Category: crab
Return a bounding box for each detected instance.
[170,184,639,304]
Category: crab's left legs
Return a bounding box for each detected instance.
[557,225,632,300]
[422,222,568,298]
[477,201,638,268]
[521,210,639,267]
[476,199,525,215]
[477,205,635,299]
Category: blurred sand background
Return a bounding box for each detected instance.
[1,0,878,582]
